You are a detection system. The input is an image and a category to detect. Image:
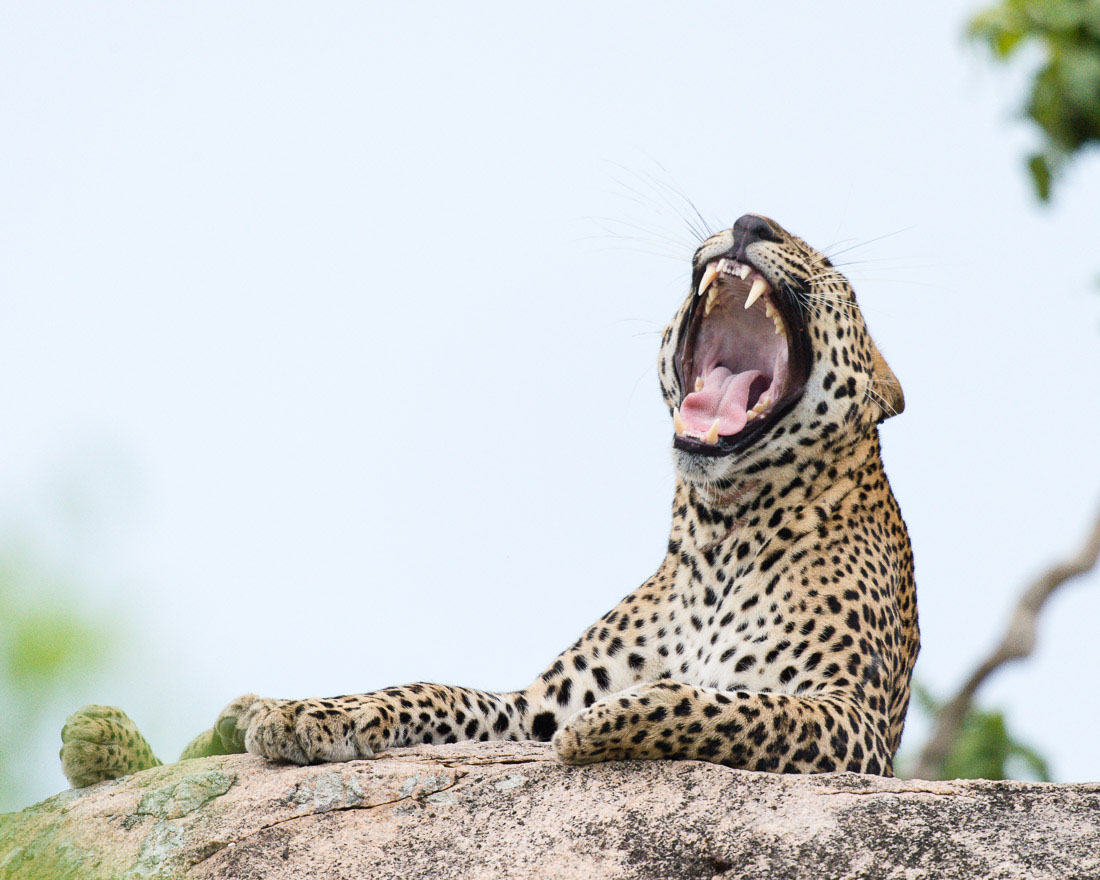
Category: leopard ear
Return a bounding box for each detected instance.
[869,346,904,422]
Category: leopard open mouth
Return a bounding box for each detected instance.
[673,258,811,457]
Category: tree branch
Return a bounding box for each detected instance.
[912,501,1100,780]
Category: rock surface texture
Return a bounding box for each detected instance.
[2,741,1098,879]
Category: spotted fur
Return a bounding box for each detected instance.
[61,214,916,785]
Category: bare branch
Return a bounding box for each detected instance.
[912,501,1100,780]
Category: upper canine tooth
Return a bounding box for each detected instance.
[698,263,719,298]
[673,407,687,435]
[703,419,721,444]
[745,277,769,310]
[704,287,718,315]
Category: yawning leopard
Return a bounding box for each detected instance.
[61,213,917,785]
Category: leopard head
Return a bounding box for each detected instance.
[657,214,903,490]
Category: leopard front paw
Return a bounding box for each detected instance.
[553,682,684,766]
[552,704,622,766]
[60,705,162,788]
[241,697,384,765]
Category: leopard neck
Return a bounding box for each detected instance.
[667,432,885,555]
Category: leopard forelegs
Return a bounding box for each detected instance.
[216,596,670,766]
[552,681,893,776]
[228,684,540,764]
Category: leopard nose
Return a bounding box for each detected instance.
[732,214,782,248]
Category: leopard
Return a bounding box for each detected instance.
[60,212,917,787]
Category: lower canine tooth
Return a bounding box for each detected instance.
[703,419,721,444]
[704,288,718,315]
[673,407,687,435]
[694,377,704,393]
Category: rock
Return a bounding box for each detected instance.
[1,741,1098,879]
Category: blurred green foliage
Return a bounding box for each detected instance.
[969,0,1100,200]
[907,684,1052,781]
[0,546,113,812]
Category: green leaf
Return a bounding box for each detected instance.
[968,6,1029,57]
[1028,152,1054,200]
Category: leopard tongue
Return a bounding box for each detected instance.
[680,366,765,436]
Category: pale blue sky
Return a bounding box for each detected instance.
[2,1,1098,804]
